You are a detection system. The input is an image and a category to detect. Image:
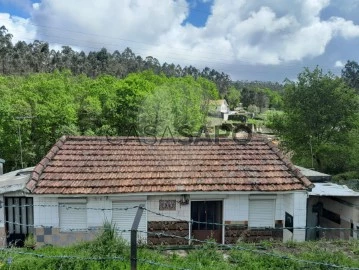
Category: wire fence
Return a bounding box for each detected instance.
[0,228,358,270]
[1,203,358,232]
[1,203,359,269]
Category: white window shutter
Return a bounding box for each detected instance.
[112,201,147,242]
[59,203,87,231]
[249,199,275,228]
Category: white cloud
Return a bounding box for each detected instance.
[0,13,36,43]
[1,0,359,79]
[334,60,345,68]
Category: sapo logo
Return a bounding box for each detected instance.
[106,124,252,145]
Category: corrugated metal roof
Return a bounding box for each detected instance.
[26,136,313,195]
[309,182,359,197]
[295,166,331,182]
[0,167,34,193]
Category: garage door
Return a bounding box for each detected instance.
[112,201,147,242]
[249,199,275,228]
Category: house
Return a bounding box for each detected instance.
[208,100,230,120]
[0,166,34,247]
[18,136,312,246]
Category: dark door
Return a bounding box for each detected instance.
[191,201,223,243]
[5,197,34,247]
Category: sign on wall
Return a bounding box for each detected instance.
[159,200,176,211]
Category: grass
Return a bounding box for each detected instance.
[1,233,359,269]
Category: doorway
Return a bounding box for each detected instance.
[191,201,223,243]
[5,197,34,247]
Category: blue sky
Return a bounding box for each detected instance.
[1,0,359,81]
[183,0,212,27]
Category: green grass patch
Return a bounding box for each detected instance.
[1,235,359,269]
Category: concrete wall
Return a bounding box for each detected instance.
[147,195,190,221]
[282,192,307,242]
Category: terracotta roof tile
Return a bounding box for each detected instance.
[26,136,313,194]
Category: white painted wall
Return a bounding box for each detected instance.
[223,194,249,221]
[283,192,307,242]
[30,192,308,242]
[224,194,284,223]
[283,193,293,241]
[33,197,59,227]
[276,194,283,220]
[293,192,307,241]
[147,195,190,221]
[87,197,112,227]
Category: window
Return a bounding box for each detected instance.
[59,203,87,231]
[248,199,275,228]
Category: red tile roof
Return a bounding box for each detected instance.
[26,136,312,194]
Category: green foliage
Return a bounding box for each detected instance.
[1,240,359,269]
[263,88,283,109]
[342,60,359,93]
[0,26,232,94]
[0,71,219,172]
[239,87,281,112]
[186,240,228,269]
[24,234,36,249]
[271,67,359,173]
[137,76,218,137]
[88,221,129,260]
[225,87,241,110]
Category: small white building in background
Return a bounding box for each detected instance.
[208,99,229,118]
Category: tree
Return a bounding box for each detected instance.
[0,26,13,74]
[240,87,256,108]
[137,76,219,136]
[342,60,359,93]
[264,88,283,109]
[272,67,358,173]
[225,87,241,110]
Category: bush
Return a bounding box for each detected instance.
[88,221,129,259]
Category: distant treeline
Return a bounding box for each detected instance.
[0,26,284,98]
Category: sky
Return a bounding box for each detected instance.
[1,0,359,82]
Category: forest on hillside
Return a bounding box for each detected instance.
[0,71,220,171]
[0,26,282,103]
[2,25,359,180]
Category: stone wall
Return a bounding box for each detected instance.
[147,221,189,245]
[225,220,283,244]
[147,220,284,245]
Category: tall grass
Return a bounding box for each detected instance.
[1,230,359,269]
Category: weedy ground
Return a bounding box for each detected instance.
[1,226,359,270]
